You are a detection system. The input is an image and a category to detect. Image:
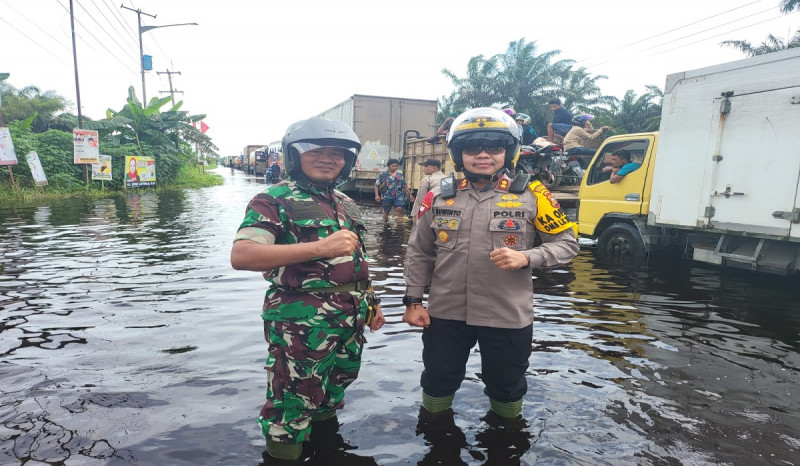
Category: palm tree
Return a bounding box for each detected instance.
[0,85,70,132]
[442,54,501,108]
[720,29,800,56]
[780,0,800,13]
[598,86,662,135]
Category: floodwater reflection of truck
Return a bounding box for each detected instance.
[576,48,800,275]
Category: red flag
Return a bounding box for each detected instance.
[200,121,209,133]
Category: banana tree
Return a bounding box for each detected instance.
[86,86,215,156]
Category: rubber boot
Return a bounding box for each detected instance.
[488,398,522,419]
[422,391,455,414]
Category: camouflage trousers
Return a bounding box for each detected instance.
[258,314,365,444]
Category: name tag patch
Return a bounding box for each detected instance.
[434,208,462,217]
[493,210,527,218]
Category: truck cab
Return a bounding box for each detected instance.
[577,133,660,258]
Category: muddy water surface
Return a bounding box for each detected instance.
[1,168,798,465]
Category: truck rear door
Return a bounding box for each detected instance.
[704,89,800,238]
[577,134,657,236]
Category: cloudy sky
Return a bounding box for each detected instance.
[2,0,797,156]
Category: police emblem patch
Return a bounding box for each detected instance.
[435,217,447,226]
[498,179,510,191]
[447,219,460,229]
[500,193,519,201]
[504,235,518,246]
[498,219,520,230]
[438,230,450,243]
[445,198,456,206]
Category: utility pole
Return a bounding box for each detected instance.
[157,69,183,105]
[121,4,156,104]
[69,0,88,185]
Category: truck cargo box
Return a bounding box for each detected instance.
[650,48,800,241]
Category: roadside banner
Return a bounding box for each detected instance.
[0,127,18,166]
[124,155,157,188]
[92,154,112,181]
[73,129,100,164]
[25,151,48,186]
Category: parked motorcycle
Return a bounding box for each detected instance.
[516,137,566,189]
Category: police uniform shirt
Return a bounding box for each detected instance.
[404,175,579,329]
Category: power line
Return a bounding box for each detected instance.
[0,15,72,66]
[0,0,72,55]
[579,2,789,71]
[74,0,139,61]
[55,0,139,75]
[85,0,140,56]
[100,0,138,41]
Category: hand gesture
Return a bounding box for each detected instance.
[317,229,359,258]
[402,305,430,327]
[490,247,529,270]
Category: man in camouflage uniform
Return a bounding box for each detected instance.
[231,117,385,462]
[402,108,578,424]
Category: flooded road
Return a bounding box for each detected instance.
[1,168,798,465]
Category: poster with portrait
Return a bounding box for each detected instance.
[91,155,112,181]
[0,127,19,166]
[73,129,100,164]
[124,155,157,188]
[25,151,48,186]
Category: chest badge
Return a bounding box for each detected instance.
[447,219,460,229]
[445,198,456,206]
[438,230,450,243]
[504,235,519,246]
[499,219,520,230]
[496,200,523,208]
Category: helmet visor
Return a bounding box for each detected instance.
[291,142,357,157]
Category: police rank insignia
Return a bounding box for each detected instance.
[498,179,510,191]
[445,198,456,206]
[496,200,523,208]
[498,219,520,230]
[438,230,450,243]
[504,235,518,246]
[458,178,469,189]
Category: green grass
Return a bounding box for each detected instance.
[0,164,223,201]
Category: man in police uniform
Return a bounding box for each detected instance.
[402,107,578,422]
[231,117,385,462]
[410,158,446,221]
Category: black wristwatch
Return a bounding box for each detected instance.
[402,296,423,306]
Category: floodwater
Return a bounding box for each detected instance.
[1,168,798,466]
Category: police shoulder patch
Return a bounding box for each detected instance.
[418,190,436,219]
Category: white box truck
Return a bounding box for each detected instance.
[316,94,438,193]
[577,47,800,274]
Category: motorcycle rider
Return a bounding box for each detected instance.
[402,107,578,426]
[563,114,611,157]
[515,113,538,145]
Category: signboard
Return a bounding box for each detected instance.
[73,129,100,164]
[0,127,18,166]
[91,154,112,181]
[25,151,48,186]
[125,155,156,188]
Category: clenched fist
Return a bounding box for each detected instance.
[490,247,529,270]
[318,229,359,258]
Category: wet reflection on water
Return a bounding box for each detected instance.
[1,168,798,465]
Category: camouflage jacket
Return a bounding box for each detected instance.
[235,179,370,323]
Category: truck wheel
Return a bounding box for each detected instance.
[597,223,646,260]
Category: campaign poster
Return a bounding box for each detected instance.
[125,155,157,188]
[25,151,48,186]
[0,127,18,166]
[92,155,112,181]
[73,129,100,164]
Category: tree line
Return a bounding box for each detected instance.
[0,85,216,191]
